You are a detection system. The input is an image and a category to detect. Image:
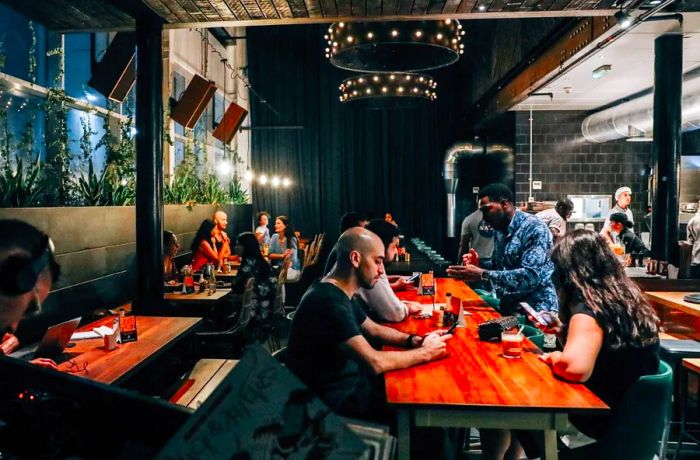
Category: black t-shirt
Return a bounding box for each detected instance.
[619,228,649,255]
[323,248,337,275]
[286,280,370,416]
[568,302,659,439]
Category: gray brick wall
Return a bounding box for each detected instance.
[514,111,653,229]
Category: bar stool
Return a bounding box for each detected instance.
[660,339,700,459]
[675,358,700,459]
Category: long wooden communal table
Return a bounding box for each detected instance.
[646,291,700,340]
[57,316,202,385]
[386,278,608,460]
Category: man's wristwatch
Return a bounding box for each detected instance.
[480,270,490,282]
[406,334,417,348]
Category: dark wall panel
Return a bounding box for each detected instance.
[247,25,460,251]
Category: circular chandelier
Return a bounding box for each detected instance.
[324,20,465,72]
[339,73,437,108]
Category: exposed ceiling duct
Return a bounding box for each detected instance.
[444,142,484,238]
[582,72,700,143]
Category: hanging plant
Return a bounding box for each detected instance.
[0,38,6,72]
[27,22,37,84]
[44,47,74,205]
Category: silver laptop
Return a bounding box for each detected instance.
[11,317,81,362]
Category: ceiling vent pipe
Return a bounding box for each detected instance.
[444,141,484,237]
[582,73,700,143]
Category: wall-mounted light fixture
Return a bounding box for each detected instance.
[592,64,612,79]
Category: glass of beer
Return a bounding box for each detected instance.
[501,330,524,359]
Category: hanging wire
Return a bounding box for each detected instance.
[195,29,286,122]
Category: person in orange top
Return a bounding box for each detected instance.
[191,211,231,271]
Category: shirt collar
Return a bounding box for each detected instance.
[505,210,526,237]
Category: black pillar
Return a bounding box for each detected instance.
[133,16,164,312]
[651,33,682,264]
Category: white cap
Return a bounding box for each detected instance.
[615,186,631,201]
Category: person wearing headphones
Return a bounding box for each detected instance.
[0,219,61,369]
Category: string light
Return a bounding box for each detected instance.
[244,170,293,188]
[339,72,438,103]
[325,20,465,72]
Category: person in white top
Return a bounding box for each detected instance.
[255,211,271,246]
[536,198,574,239]
[686,209,700,278]
[354,220,422,322]
[601,186,634,243]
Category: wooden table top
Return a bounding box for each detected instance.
[646,292,700,317]
[164,288,232,302]
[683,358,700,375]
[57,316,202,385]
[385,278,609,413]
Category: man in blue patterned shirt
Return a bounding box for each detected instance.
[447,183,558,313]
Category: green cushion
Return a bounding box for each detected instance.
[473,288,500,309]
[561,360,673,460]
[521,324,544,349]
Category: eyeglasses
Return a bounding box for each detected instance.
[65,359,88,374]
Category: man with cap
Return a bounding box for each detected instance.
[601,186,634,243]
[608,213,648,255]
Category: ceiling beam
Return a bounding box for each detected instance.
[470,15,615,124]
[50,9,618,32]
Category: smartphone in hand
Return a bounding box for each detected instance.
[519,302,552,326]
[404,273,420,283]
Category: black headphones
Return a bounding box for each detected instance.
[0,237,56,296]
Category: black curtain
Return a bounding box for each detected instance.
[247,25,461,251]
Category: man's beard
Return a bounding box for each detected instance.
[358,274,377,290]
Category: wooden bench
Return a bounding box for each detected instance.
[171,358,239,410]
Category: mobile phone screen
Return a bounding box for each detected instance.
[445,318,459,335]
[405,273,420,283]
[519,302,551,325]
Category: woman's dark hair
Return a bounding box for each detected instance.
[190,220,215,252]
[275,215,296,242]
[256,211,269,225]
[551,229,658,349]
[365,219,400,249]
[236,232,271,276]
[163,230,176,254]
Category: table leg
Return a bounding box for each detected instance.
[540,429,558,460]
[397,409,411,460]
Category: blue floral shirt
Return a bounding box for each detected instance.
[484,210,558,313]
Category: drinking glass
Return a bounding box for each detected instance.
[501,330,524,359]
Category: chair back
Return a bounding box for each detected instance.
[311,233,325,265]
[273,256,291,316]
[271,346,288,365]
[304,234,319,267]
[237,277,256,330]
[596,360,673,459]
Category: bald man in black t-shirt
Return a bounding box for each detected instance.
[286,227,451,420]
